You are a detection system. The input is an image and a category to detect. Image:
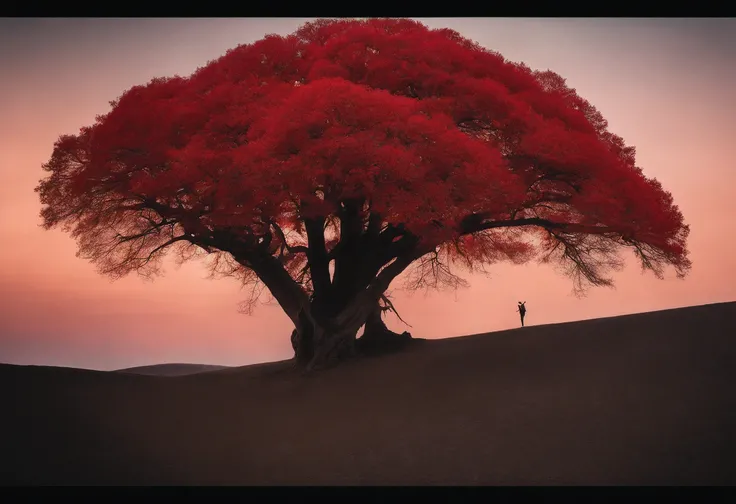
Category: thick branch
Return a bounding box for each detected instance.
[241,251,310,326]
[270,220,309,257]
[366,211,382,240]
[304,217,332,307]
[332,199,366,300]
[327,248,424,336]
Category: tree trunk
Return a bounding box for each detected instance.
[291,299,415,367]
[291,315,358,371]
[289,289,389,371]
[274,247,432,371]
[356,302,413,356]
[287,303,356,370]
[309,323,358,371]
[291,309,316,366]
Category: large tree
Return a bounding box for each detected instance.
[37,19,691,370]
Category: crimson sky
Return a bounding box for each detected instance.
[1,18,734,371]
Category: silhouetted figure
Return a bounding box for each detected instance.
[517,301,527,327]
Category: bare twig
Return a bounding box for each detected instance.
[380,293,412,327]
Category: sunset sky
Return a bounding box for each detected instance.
[1,18,734,371]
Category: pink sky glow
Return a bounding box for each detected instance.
[1,18,734,370]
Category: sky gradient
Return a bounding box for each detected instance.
[1,17,734,371]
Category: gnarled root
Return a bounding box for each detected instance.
[356,302,413,356]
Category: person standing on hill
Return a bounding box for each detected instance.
[517,301,527,327]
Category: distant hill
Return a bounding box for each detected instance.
[115,363,231,376]
[1,301,734,485]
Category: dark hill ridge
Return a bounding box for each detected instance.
[1,301,734,485]
[116,363,231,376]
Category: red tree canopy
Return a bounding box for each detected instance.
[37,18,690,305]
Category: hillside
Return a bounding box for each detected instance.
[1,301,734,485]
[116,363,231,377]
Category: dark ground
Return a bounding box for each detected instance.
[2,301,735,485]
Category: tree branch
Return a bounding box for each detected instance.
[331,199,366,298]
[114,218,176,243]
[242,251,311,326]
[271,220,309,257]
[459,216,620,237]
[380,294,412,327]
[139,235,190,266]
[304,217,332,303]
[366,211,382,240]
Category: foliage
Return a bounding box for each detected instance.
[37,18,690,321]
